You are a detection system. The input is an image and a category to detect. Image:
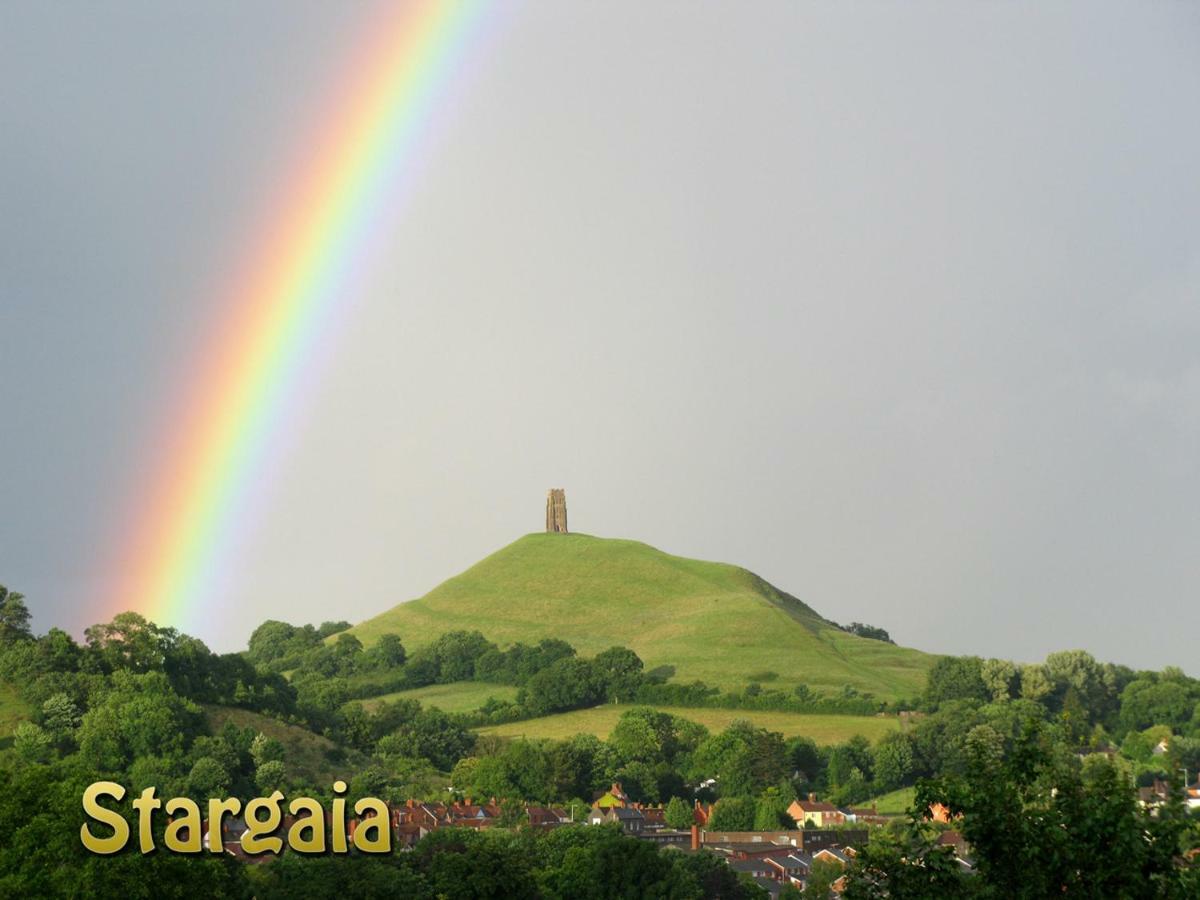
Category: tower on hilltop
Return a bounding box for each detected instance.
[546,489,568,533]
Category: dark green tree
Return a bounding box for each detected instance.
[708,796,756,830]
[665,795,694,830]
[592,646,645,703]
[0,585,32,644]
[923,656,989,708]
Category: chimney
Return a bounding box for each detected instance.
[691,825,700,851]
[808,793,816,802]
[407,799,415,808]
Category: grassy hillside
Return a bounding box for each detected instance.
[476,705,901,743]
[350,533,933,699]
[363,682,520,715]
[204,705,366,787]
[867,786,918,815]
[0,680,30,753]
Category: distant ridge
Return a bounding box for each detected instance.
[348,533,934,700]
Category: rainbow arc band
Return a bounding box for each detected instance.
[109,1,490,631]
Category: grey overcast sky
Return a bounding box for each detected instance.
[1,1,1198,669]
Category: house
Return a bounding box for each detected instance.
[640,805,667,830]
[842,804,891,826]
[936,831,976,872]
[787,795,847,828]
[1138,779,1172,809]
[593,782,630,808]
[925,801,959,824]
[446,800,500,827]
[588,805,646,834]
[729,857,775,880]
[815,847,855,865]
[526,805,569,829]
[764,850,813,884]
[936,830,971,858]
[695,829,867,852]
[201,814,253,860]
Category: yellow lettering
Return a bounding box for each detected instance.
[287,796,325,853]
[242,791,285,855]
[132,787,161,854]
[206,797,241,854]
[352,798,391,853]
[80,781,129,855]
[164,797,202,853]
[332,780,348,854]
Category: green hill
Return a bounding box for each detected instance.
[349,533,934,700]
[203,705,367,787]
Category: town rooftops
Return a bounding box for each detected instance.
[609,807,646,821]
[793,798,840,813]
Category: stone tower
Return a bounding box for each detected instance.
[546,489,568,533]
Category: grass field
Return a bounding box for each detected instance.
[0,680,30,752]
[348,533,934,700]
[363,682,520,714]
[475,704,900,744]
[204,705,367,786]
[867,786,918,814]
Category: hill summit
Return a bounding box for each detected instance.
[349,533,933,700]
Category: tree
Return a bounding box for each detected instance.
[84,612,173,672]
[187,756,231,801]
[0,585,32,644]
[523,657,605,716]
[12,722,51,763]
[532,825,689,899]
[915,719,1199,897]
[250,731,285,767]
[669,850,770,899]
[786,735,824,783]
[380,708,474,770]
[245,620,298,664]
[592,646,645,703]
[708,796,755,830]
[422,630,494,683]
[842,622,894,644]
[316,620,352,639]
[547,732,615,801]
[843,821,972,898]
[250,763,283,792]
[806,858,845,900]
[0,762,249,898]
[40,693,81,742]
[1044,649,1108,717]
[1119,678,1195,733]
[923,656,988,708]
[872,731,915,793]
[76,670,202,773]
[664,796,693,830]
[371,633,407,668]
[980,658,1018,702]
[609,707,692,766]
[753,787,796,830]
[1018,663,1053,703]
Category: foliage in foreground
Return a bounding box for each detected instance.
[845,718,1200,899]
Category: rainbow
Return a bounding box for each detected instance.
[108,0,491,634]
